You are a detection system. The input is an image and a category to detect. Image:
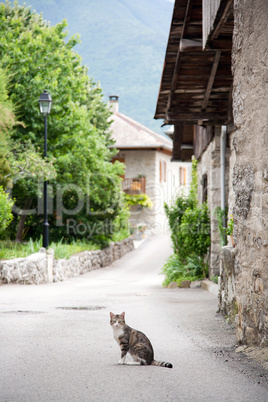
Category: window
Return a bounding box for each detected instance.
[202,174,208,203]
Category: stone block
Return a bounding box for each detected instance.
[201,279,219,296]
[190,280,202,288]
[167,281,177,289]
[46,248,54,283]
[180,280,191,288]
[245,326,258,346]
[99,247,115,267]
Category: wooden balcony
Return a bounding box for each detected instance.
[122,177,146,194]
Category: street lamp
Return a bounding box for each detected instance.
[38,90,52,248]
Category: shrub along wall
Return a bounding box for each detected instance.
[0,237,134,285]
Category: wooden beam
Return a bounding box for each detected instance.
[165,0,194,119]
[201,51,221,111]
[180,0,194,39]
[210,0,233,41]
[179,39,203,53]
[172,124,184,161]
[208,38,232,51]
[167,111,228,124]
[227,82,233,123]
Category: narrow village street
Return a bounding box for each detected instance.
[0,235,267,402]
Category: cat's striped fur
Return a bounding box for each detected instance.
[110,312,172,368]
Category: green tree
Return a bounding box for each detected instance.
[0,1,126,244]
[0,186,14,232]
[0,67,16,189]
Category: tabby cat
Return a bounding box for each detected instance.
[110,312,172,368]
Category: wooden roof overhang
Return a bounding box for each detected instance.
[154,0,234,161]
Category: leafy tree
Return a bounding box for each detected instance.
[0,186,14,233]
[0,63,56,191]
[0,1,126,244]
[0,67,16,189]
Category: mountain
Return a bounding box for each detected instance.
[16,0,174,134]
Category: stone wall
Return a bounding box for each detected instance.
[231,0,268,346]
[219,246,237,323]
[197,127,228,277]
[0,237,134,285]
[227,131,236,246]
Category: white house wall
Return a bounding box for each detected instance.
[116,149,191,234]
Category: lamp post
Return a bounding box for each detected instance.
[38,90,52,248]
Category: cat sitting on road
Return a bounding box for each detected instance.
[110,312,172,368]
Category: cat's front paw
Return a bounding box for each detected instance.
[118,359,125,365]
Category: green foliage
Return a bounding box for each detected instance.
[210,276,218,284]
[125,193,153,209]
[215,207,234,247]
[0,2,126,244]
[162,254,207,287]
[163,158,210,286]
[111,228,130,243]
[49,238,99,259]
[0,65,56,193]
[226,215,234,236]
[6,140,57,186]
[18,0,174,134]
[0,67,16,189]
[215,207,227,246]
[0,186,14,232]
[179,202,211,261]
[0,237,99,260]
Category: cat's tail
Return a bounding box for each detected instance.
[151,360,173,368]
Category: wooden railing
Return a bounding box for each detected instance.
[122,177,146,194]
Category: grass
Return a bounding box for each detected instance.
[0,238,98,260]
[111,228,130,242]
[49,239,99,259]
[0,228,131,261]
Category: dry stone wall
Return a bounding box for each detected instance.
[231,0,268,346]
[0,237,134,285]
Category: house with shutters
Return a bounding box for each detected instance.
[108,96,191,233]
[154,0,268,347]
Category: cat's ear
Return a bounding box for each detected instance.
[121,312,125,319]
[110,312,114,319]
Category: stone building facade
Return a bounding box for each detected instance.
[109,96,191,234]
[230,0,268,346]
[154,0,268,346]
[195,0,268,347]
[197,127,226,276]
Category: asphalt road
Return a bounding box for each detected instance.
[0,235,267,402]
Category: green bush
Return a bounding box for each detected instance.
[0,186,14,233]
[162,254,208,287]
[125,193,153,208]
[163,158,210,286]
